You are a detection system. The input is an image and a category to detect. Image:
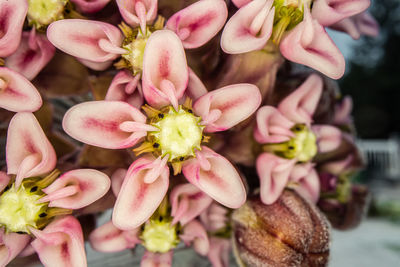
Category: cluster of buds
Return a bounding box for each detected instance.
[0,0,378,266]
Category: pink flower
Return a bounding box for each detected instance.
[71,0,112,14]
[62,30,261,230]
[330,11,379,40]
[0,112,111,266]
[0,67,42,112]
[221,0,347,79]
[254,74,342,204]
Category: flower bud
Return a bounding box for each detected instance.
[232,190,330,266]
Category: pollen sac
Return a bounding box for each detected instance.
[27,0,68,30]
[147,105,204,162]
[232,190,330,267]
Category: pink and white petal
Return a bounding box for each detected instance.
[356,12,379,37]
[330,17,362,39]
[320,154,354,175]
[0,171,10,191]
[254,106,295,144]
[289,164,320,203]
[256,153,295,205]
[105,70,143,109]
[0,230,31,267]
[312,125,342,153]
[166,0,228,49]
[116,0,158,28]
[47,19,124,64]
[76,57,113,71]
[18,244,36,257]
[180,220,209,256]
[193,84,261,132]
[6,112,56,187]
[89,221,140,252]
[221,0,275,54]
[41,169,111,210]
[70,0,111,13]
[142,30,189,109]
[207,237,230,267]
[30,216,86,267]
[200,203,229,232]
[111,168,127,197]
[6,30,55,80]
[231,0,253,8]
[182,147,246,209]
[0,67,42,112]
[333,96,353,125]
[183,69,208,101]
[311,0,370,26]
[278,73,323,124]
[141,251,173,267]
[0,0,27,57]
[62,101,148,149]
[280,7,345,79]
[170,183,213,226]
[112,156,169,230]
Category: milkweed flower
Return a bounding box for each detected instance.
[89,177,210,267]
[62,29,261,230]
[0,112,110,266]
[254,74,341,204]
[221,0,372,79]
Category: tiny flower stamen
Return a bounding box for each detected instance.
[263,123,317,162]
[27,0,68,30]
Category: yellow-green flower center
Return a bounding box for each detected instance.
[27,0,68,30]
[0,183,48,233]
[140,217,180,253]
[271,0,307,43]
[147,106,204,162]
[263,124,317,162]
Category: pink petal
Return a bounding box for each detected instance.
[334,96,353,125]
[116,0,158,29]
[47,19,124,67]
[256,153,295,205]
[141,251,173,267]
[312,0,370,26]
[320,154,354,175]
[112,156,169,230]
[312,125,342,153]
[180,220,209,256]
[280,7,345,79]
[76,57,113,71]
[200,203,229,232]
[0,230,31,266]
[141,30,189,109]
[30,216,86,267]
[182,146,246,209]
[0,171,10,191]
[70,0,111,13]
[277,74,323,124]
[231,0,253,8]
[355,11,379,37]
[62,101,149,149]
[254,106,295,144]
[166,0,227,49]
[183,68,208,101]
[5,29,55,80]
[0,67,42,112]
[289,164,320,203]
[40,169,110,209]
[170,183,213,226]
[6,113,56,188]
[207,237,230,267]
[111,168,127,197]
[0,0,27,57]
[193,83,261,132]
[89,221,140,252]
[221,0,275,54]
[105,70,143,109]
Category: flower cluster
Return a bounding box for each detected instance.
[0,0,378,266]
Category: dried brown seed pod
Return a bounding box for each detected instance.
[232,190,330,267]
